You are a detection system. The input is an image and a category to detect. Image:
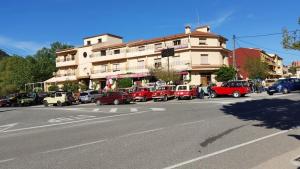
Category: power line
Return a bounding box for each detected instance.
[236,39,299,57]
[236,29,299,39]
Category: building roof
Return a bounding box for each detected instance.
[92,31,227,52]
[83,33,123,40]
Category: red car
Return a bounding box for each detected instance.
[174,85,197,100]
[152,85,176,102]
[211,81,250,98]
[95,92,132,105]
[132,87,153,102]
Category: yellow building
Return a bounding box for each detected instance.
[45,26,230,90]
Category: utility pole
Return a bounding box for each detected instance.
[232,35,237,80]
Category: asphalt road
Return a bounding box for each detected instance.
[0,93,300,169]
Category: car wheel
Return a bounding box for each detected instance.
[211,91,217,98]
[96,100,101,106]
[43,101,49,107]
[114,99,120,105]
[57,101,62,107]
[233,91,241,98]
[268,92,274,96]
[163,95,168,102]
[142,97,147,102]
[282,88,288,94]
[153,99,157,102]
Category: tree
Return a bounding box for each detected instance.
[288,66,297,75]
[150,68,180,83]
[48,85,59,91]
[32,42,73,82]
[215,66,236,82]
[62,81,79,92]
[282,17,300,51]
[118,78,132,88]
[244,57,269,79]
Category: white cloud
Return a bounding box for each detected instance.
[204,11,234,28]
[0,35,47,55]
[189,11,234,29]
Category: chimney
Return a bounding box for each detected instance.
[195,25,211,33]
[185,25,191,34]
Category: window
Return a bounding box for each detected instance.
[199,38,207,45]
[154,58,162,68]
[155,43,162,49]
[173,40,181,46]
[101,65,108,72]
[113,64,120,72]
[98,38,102,43]
[137,60,145,69]
[71,55,75,60]
[200,54,209,64]
[87,41,91,45]
[138,46,145,51]
[83,52,87,58]
[114,49,120,54]
[101,50,106,56]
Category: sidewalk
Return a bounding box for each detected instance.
[251,146,300,169]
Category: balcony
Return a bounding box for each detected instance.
[90,52,125,63]
[56,58,77,67]
[90,66,150,79]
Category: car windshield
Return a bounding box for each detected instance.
[80,92,88,96]
[273,79,284,85]
[177,86,187,90]
[157,87,166,91]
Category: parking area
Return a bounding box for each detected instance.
[0,92,300,169]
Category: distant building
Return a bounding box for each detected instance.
[292,61,300,67]
[44,25,230,91]
[229,48,283,79]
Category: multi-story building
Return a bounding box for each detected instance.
[45,26,230,90]
[229,48,283,79]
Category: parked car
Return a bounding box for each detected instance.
[0,96,10,107]
[43,91,75,107]
[79,90,101,103]
[132,87,153,102]
[174,85,197,100]
[152,85,176,101]
[95,91,132,105]
[210,81,250,98]
[267,78,300,95]
[18,92,42,106]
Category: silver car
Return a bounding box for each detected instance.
[79,90,101,103]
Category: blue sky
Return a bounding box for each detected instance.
[0,0,299,64]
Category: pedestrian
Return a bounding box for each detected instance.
[207,83,212,99]
[198,84,204,99]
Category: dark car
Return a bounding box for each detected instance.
[267,78,300,95]
[211,81,251,98]
[95,92,132,105]
[0,96,10,107]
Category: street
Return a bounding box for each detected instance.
[0,93,300,169]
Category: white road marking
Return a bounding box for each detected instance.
[150,108,166,111]
[0,158,15,164]
[130,108,138,112]
[119,128,164,138]
[48,115,96,123]
[93,108,100,112]
[2,110,151,134]
[109,108,118,113]
[42,139,106,154]
[0,123,18,132]
[162,129,291,169]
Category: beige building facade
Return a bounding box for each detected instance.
[45,26,230,90]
